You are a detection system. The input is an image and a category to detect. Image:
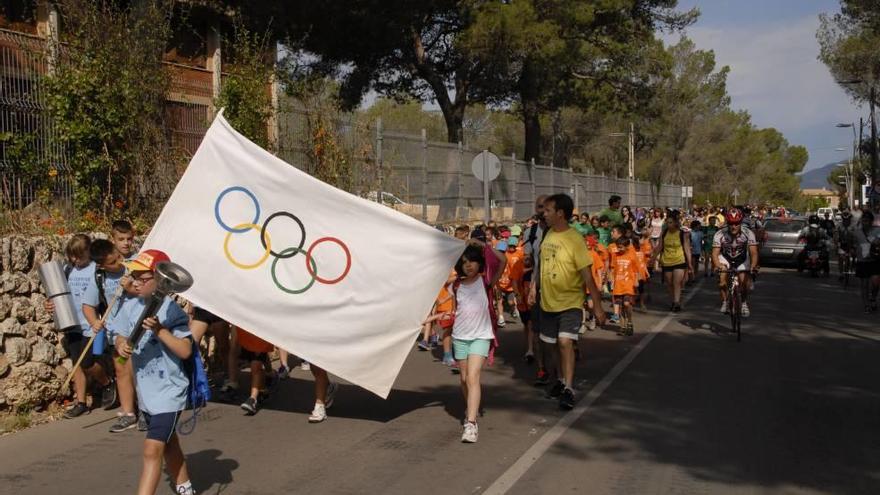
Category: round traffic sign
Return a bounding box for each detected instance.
[471,151,501,182]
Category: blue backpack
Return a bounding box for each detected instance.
[178,340,211,435]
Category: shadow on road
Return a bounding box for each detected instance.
[186,448,239,494]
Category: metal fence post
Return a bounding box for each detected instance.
[457,141,464,221]
[421,129,428,223]
[574,177,580,212]
[376,118,383,204]
[511,153,517,220]
[530,158,537,203]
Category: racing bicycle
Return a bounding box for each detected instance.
[718,269,757,342]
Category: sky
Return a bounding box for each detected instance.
[671,0,864,173]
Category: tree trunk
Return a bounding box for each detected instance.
[520,60,542,163]
[443,101,465,144]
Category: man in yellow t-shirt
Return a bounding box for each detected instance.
[529,193,607,411]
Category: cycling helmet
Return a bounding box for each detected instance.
[725,208,744,225]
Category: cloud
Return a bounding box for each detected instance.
[672,15,863,170]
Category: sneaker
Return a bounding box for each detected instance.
[672,303,682,313]
[241,396,259,415]
[137,413,148,432]
[442,354,456,367]
[497,317,506,328]
[559,388,576,410]
[451,361,461,374]
[545,380,565,399]
[417,340,431,351]
[461,421,479,443]
[101,380,118,410]
[428,334,440,347]
[277,366,289,380]
[587,318,597,331]
[308,404,327,423]
[720,301,729,314]
[626,322,634,337]
[63,402,89,419]
[609,314,620,324]
[109,413,137,433]
[300,361,311,371]
[534,369,550,386]
[512,309,520,321]
[741,302,750,317]
[523,352,535,365]
[325,382,338,409]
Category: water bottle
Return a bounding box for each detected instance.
[92,329,106,355]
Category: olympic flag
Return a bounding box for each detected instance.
[142,113,464,398]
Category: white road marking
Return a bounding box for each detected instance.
[483,279,706,495]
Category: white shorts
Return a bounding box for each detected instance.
[718,258,750,273]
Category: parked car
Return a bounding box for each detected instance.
[363,191,408,206]
[759,217,807,266]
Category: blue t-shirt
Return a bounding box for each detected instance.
[82,267,126,329]
[690,230,704,256]
[108,296,191,415]
[66,262,96,336]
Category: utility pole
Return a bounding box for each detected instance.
[871,86,878,185]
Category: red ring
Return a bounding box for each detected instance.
[306,237,352,284]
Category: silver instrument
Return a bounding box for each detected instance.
[126,261,194,348]
[38,261,81,331]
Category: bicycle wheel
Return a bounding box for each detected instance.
[730,287,741,341]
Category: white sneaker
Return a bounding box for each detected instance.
[461,422,478,443]
[325,382,338,409]
[308,404,326,423]
[587,318,597,331]
[497,316,506,328]
[741,302,750,317]
[300,361,311,371]
[720,301,729,314]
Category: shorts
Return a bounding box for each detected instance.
[718,258,750,273]
[63,332,98,369]
[662,263,688,273]
[240,349,270,364]
[143,411,182,443]
[613,294,634,305]
[539,308,583,344]
[452,338,491,360]
[437,313,454,329]
[855,261,880,278]
[638,281,646,294]
[192,307,223,325]
[518,307,531,324]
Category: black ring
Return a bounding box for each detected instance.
[260,211,306,259]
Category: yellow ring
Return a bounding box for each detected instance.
[224,223,272,270]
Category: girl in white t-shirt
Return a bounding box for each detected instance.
[425,239,505,443]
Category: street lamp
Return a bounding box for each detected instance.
[836,79,878,185]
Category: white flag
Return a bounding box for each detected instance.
[143,114,464,398]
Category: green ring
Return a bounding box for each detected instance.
[271,247,317,294]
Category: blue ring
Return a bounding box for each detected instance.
[214,186,260,233]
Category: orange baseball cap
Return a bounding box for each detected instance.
[125,249,170,272]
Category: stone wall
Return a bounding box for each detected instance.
[0,235,77,410]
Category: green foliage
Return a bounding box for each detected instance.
[818,0,880,102]
[43,0,175,216]
[214,20,274,150]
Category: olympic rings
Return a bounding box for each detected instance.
[260,211,306,259]
[213,186,352,293]
[224,223,272,270]
[215,186,260,234]
[306,237,352,285]
[271,247,317,294]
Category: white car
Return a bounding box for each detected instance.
[363,191,407,206]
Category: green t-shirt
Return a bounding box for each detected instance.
[597,227,611,247]
[702,226,719,251]
[570,222,594,236]
[597,208,624,227]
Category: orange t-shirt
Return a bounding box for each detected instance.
[585,246,604,293]
[236,327,274,354]
[498,250,524,293]
[611,249,640,296]
[435,270,456,313]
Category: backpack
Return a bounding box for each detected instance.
[177,339,211,435]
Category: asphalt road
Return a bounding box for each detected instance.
[1,267,878,495]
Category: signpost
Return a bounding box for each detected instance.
[732,187,740,205]
[472,151,501,225]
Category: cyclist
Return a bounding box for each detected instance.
[711,208,760,317]
[797,215,831,274]
[835,211,855,280]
